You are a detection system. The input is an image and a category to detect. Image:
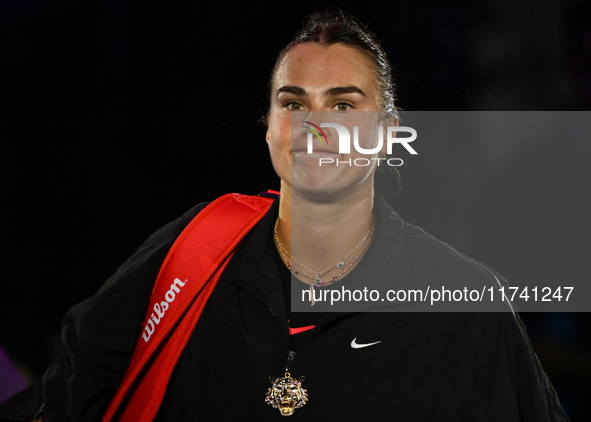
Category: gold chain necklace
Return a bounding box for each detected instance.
[273,218,375,305]
[267,219,375,415]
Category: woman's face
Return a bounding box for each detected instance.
[266,42,383,200]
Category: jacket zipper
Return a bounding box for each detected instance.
[286,350,296,372]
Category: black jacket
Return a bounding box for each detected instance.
[1,195,570,421]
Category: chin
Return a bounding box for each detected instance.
[290,178,369,204]
[293,186,341,203]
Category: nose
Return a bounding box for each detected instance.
[302,111,340,146]
[302,120,329,146]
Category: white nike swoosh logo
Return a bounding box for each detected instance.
[351,338,381,349]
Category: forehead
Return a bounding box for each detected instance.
[273,43,377,94]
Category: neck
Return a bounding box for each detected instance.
[276,180,375,282]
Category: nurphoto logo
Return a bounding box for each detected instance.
[295,112,417,167]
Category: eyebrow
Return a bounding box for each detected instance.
[275,85,367,98]
[276,86,306,96]
[326,86,366,97]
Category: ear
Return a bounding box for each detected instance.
[378,113,399,156]
[266,126,271,145]
[383,112,399,128]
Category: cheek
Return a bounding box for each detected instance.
[267,113,292,150]
[267,126,281,156]
[266,120,291,174]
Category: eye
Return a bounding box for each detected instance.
[334,102,353,112]
[285,101,304,111]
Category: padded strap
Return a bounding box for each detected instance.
[101,193,274,421]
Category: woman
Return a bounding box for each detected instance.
[0,10,569,421]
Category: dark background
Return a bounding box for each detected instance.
[1,0,590,419]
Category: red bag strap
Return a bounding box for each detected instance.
[101,193,275,422]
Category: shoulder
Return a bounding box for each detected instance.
[379,197,510,291]
[36,202,212,421]
[372,196,513,312]
[90,202,211,299]
[39,194,278,421]
[63,200,212,342]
